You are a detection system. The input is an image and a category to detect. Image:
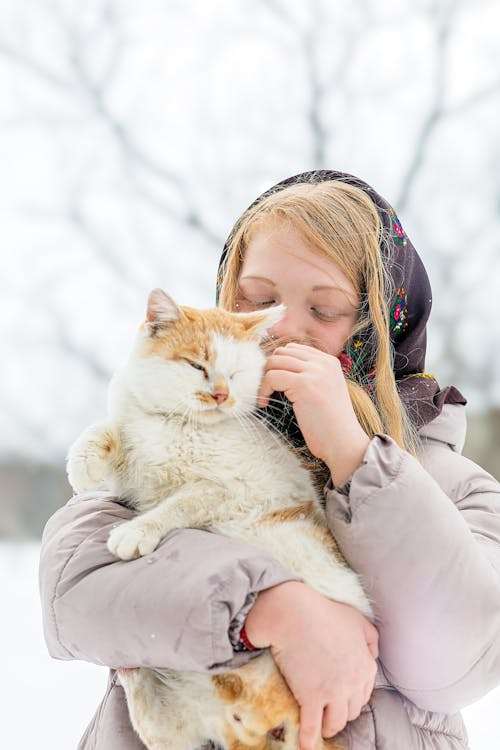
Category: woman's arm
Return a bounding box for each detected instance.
[259,344,500,714]
[39,489,296,671]
[244,581,378,750]
[325,428,500,714]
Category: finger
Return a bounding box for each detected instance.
[364,621,379,659]
[347,692,364,722]
[321,701,348,739]
[264,354,307,374]
[274,342,326,361]
[363,682,375,705]
[299,703,323,750]
[361,659,377,705]
[257,370,298,407]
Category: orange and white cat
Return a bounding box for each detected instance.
[66,289,372,750]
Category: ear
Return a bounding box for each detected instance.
[237,304,285,340]
[146,289,181,330]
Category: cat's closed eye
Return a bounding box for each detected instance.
[182,358,208,378]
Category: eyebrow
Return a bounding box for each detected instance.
[239,275,276,286]
[239,276,346,293]
[311,285,345,292]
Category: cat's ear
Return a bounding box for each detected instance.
[146,289,181,332]
[237,304,285,339]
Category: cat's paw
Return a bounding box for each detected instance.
[67,453,106,493]
[107,520,161,560]
[66,424,116,493]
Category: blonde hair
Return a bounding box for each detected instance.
[218,180,418,453]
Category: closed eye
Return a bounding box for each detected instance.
[182,358,209,378]
[241,297,276,308]
[311,308,344,321]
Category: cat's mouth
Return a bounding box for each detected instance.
[195,390,236,420]
[196,407,232,423]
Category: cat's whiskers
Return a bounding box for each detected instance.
[185,403,198,433]
[139,395,192,426]
[259,396,289,406]
[227,394,298,453]
[232,411,264,450]
[250,411,298,454]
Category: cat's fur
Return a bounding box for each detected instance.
[67,289,373,750]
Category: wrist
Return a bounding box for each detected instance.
[239,624,256,650]
[325,429,370,487]
[243,580,306,648]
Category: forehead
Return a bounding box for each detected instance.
[241,224,357,298]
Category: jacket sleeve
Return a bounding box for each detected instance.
[39,490,296,672]
[325,432,500,714]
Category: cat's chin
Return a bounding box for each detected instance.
[195,408,232,424]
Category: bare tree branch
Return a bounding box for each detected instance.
[444,79,500,116]
[261,0,301,32]
[0,38,72,91]
[66,203,145,293]
[0,2,220,249]
[301,0,327,167]
[39,277,111,383]
[396,0,460,211]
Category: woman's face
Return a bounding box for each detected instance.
[236,222,359,355]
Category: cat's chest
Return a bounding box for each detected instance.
[122,417,260,469]
[120,416,304,491]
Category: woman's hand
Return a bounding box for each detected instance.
[258,343,370,486]
[244,581,378,750]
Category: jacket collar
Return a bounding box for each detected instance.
[418,404,467,453]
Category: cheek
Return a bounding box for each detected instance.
[314,320,355,356]
[232,368,263,401]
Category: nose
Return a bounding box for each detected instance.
[270,305,306,342]
[213,391,228,405]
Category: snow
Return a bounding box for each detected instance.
[2,541,106,749]
[2,541,499,749]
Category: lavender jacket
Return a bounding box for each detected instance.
[39,405,500,749]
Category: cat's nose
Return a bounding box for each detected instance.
[213,391,228,405]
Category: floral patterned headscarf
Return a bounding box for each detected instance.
[217,170,465,435]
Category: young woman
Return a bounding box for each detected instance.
[39,170,500,749]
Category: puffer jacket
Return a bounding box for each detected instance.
[39,404,500,749]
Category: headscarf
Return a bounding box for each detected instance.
[216,170,465,443]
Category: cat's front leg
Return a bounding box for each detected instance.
[108,484,227,561]
[66,422,119,493]
[107,512,168,560]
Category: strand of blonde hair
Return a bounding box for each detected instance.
[218,181,418,453]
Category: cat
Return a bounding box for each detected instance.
[66,288,373,750]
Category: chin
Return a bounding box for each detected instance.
[195,409,230,424]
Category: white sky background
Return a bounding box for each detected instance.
[0,0,500,462]
[1,2,500,747]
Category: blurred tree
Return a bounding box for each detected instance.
[0,0,499,529]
